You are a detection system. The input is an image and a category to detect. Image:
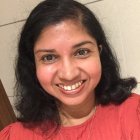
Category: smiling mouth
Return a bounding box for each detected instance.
[57,80,85,91]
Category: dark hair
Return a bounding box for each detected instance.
[15,0,137,125]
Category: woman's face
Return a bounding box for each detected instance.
[34,20,101,107]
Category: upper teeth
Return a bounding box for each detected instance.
[58,81,83,91]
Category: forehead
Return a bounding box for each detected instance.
[34,20,97,52]
[37,19,87,40]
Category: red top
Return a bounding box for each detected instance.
[0,93,140,140]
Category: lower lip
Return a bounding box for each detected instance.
[58,82,85,96]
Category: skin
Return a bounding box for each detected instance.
[34,20,102,126]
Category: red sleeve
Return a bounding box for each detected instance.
[0,124,13,140]
[121,93,140,140]
[0,122,44,140]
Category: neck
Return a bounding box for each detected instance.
[59,94,96,127]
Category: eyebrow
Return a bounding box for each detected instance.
[73,41,95,48]
[34,41,95,54]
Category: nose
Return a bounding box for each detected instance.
[58,58,80,81]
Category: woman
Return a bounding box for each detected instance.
[0,0,140,139]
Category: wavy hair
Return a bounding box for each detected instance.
[15,0,137,125]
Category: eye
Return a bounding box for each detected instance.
[74,48,90,58]
[41,54,57,63]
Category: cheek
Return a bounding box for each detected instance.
[91,60,101,76]
[81,58,102,78]
[36,66,56,86]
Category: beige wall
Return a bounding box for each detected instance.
[0,0,140,108]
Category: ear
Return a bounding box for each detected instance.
[98,45,102,54]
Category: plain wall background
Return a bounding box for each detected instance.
[0,0,140,110]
